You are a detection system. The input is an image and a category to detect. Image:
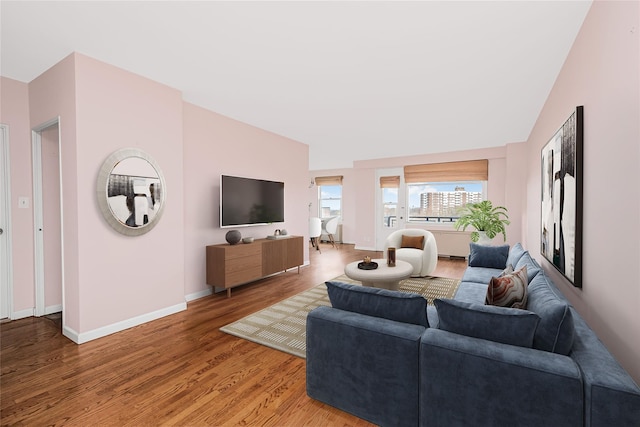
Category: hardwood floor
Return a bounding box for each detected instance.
[1,243,466,426]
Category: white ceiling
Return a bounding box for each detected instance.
[1,1,592,170]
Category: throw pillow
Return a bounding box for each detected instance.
[326,281,429,327]
[468,243,509,269]
[434,298,540,348]
[401,235,424,249]
[486,265,528,309]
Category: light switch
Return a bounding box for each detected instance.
[18,197,29,208]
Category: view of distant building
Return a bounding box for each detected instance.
[419,186,482,218]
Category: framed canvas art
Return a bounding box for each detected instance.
[541,106,583,287]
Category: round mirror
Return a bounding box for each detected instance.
[97,148,166,236]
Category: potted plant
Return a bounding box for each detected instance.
[454,200,510,244]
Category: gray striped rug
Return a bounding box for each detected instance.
[219,274,460,358]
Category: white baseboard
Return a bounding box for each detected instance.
[354,245,377,251]
[185,288,212,302]
[11,308,34,320]
[45,304,62,315]
[69,302,187,344]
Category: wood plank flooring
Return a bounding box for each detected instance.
[1,243,466,426]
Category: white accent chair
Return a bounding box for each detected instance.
[383,229,438,277]
[325,216,340,248]
[309,217,322,253]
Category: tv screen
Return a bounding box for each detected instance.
[220,175,285,228]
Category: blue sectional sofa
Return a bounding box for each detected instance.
[306,243,640,426]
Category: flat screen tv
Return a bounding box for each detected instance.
[220,175,285,228]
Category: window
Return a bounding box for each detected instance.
[315,175,343,218]
[407,181,486,223]
[318,185,342,218]
[403,160,488,224]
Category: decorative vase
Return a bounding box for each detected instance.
[387,247,396,267]
[225,230,242,245]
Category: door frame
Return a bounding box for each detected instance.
[1,124,14,319]
[32,117,65,318]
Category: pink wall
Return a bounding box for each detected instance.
[73,54,185,334]
[1,53,309,339]
[28,54,79,329]
[182,103,309,298]
[312,144,524,250]
[0,77,34,316]
[524,0,640,382]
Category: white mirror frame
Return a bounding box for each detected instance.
[96,148,166,236]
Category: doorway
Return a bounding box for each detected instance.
[32,118,64,319]
[1,124,13,319]
[375,168,406,250]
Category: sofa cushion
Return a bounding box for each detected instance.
[506,242,527,268]
[499,263,514,277]
[461,266,500,285]
[514,251,541,283]
[527,273,575,355]
[434,298,540,348]
[326,281,428,327]
[401,234,424,249]
[468,243,509,269]
[486,265,528,309]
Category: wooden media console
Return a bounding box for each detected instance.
[206,235,304,297]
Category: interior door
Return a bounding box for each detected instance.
[32,119,63,318]
[375,168,406,251]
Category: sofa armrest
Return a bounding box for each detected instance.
[306,306,425,427]
[570,311,640,427]
[420,328,583,427]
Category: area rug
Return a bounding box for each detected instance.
[219,274,460,358]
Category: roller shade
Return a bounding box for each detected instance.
[404,160,488,183]
[315,175,343,186]
[379,176,400,188]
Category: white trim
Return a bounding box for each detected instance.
[12,308,35,320]
[185,288,213,302]
[44,304,62,315]
[354,245,377,251]
[31,129,45,316]
[0,124,14,319]
[66,302,187,344]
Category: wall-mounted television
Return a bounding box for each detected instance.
[220,174,285,228]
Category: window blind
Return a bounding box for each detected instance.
[315,175,343,186]
[404,160,488,183]
[379,176,400,188]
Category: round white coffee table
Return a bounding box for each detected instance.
[344,259,413,290]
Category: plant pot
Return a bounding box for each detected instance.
[476,231,496,246]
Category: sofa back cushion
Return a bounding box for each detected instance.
[326,281,429,327]
[468,243,509,269]
[514,251,542,283]
[527,273,575,355]
[506,242,527,268]
[434,298,540,348]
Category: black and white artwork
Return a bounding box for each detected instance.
[541,106,583,287]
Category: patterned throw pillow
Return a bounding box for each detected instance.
[401,235,424,249]
[486,265,528,309]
